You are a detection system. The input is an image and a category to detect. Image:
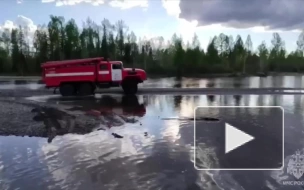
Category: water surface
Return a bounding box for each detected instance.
[1,77,304,190]
[1,75,304,90]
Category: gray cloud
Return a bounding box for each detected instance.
[179,0,304,30]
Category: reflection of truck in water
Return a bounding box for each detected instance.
[67,95,146,118]
[21,95,146,143]
[41,57,147,96]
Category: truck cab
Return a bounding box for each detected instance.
[41,57,147,96]
[97,60,147,94]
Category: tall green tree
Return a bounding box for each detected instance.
[1,15,304,76]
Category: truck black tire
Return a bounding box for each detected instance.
[122,82,138,95]
[59,83,75,96]
[78,83,93,96]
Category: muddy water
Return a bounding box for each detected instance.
[0,77,304,190]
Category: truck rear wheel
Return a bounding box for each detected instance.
[122,82,138,95]
[59,83,75,96]
[78,83,94,96]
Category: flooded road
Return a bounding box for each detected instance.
[0,76,304,190]
[2,74,304,90]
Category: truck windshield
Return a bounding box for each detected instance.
[112,63,122,69]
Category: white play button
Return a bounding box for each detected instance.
[225,123,255,154]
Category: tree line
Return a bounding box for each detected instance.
[1,15,304,76]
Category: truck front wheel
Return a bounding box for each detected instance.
[122,81,138,95]
[59,83,76,96]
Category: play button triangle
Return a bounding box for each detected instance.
[225,123,255,154]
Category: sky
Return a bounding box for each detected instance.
[0,0,303,52]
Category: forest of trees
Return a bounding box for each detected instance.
[1,15,304,77]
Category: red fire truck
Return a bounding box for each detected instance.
[41,57,147,96]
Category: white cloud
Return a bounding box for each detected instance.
[0,15,38,45]
[15,15,38,32]
[161,0,198,43]
[109,0,148,10]
[0,20,15,31]
[161,0,180,18]
[42,0,105,6]
[42,0,148,9]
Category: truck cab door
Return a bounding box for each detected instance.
[111,63,122,81]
